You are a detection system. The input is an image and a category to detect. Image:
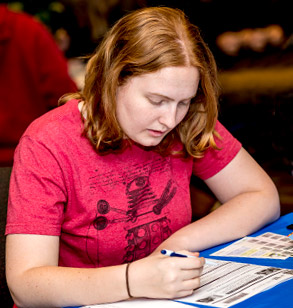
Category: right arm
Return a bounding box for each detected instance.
[6,234,204,308]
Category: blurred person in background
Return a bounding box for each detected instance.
[0,4,77,166]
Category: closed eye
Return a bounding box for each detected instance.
[148,98,163,105]
[179,100,190,107]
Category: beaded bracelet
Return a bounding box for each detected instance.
[125,263,133,298]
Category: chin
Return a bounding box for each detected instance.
[134,139,162,148]
[145,141,162,147]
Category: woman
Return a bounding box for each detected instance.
[5,7,280,308]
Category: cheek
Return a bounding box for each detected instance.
[132,105,155,123]
[176,107,190,124]
[115,105,124,127]
[117,104,146,132]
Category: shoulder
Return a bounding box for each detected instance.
[22,99,82,142]
[14,99,87,172]
[193,121,242,180]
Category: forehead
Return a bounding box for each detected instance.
[127,66,200,98]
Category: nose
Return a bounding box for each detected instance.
[158,105,177,129]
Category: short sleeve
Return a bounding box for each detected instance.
[192,121,242,180]
[5,135,67,236]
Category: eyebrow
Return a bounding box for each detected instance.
[148,92,196,101]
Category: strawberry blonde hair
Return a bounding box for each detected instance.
[60,7,220,157]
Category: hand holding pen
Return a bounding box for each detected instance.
[125,248,205,299]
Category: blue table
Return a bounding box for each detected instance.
[194,212,293,308]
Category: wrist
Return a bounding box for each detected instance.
[124,259,145,298]
[125,263,133,299]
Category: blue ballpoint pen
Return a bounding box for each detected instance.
[161,249,217,266]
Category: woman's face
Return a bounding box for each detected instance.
[116,66,200,147]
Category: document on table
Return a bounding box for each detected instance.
[177,259,293,308]
[210,232,293,260]
[80,258,293,308]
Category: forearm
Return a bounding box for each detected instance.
[8,264,129,308]
[8,254,206,307]
[157,189,280,253]
[6,232,205,308]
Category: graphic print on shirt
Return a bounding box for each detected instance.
[86,156,178,266]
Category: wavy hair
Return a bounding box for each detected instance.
[60,6,220,158]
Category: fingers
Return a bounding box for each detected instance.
[181,267,204,281]
[161,251,205,270]
[180,250,200,258]
[163,275,201,299]
[159,251,204,298]
[178,276,201,297]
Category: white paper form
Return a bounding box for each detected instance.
[211,232,293,260]
[78,258,292,308]
[177,259,293,308]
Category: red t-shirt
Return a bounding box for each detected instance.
[6,99,241,268]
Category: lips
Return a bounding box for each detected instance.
[148,129,167,137]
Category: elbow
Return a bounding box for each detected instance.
[272,194,281,221]
[6,284,23,308]
[7,288,35,308]
[6,275,33,308]
[265,181,281,223]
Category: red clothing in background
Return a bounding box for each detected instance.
[0,5,77,166]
